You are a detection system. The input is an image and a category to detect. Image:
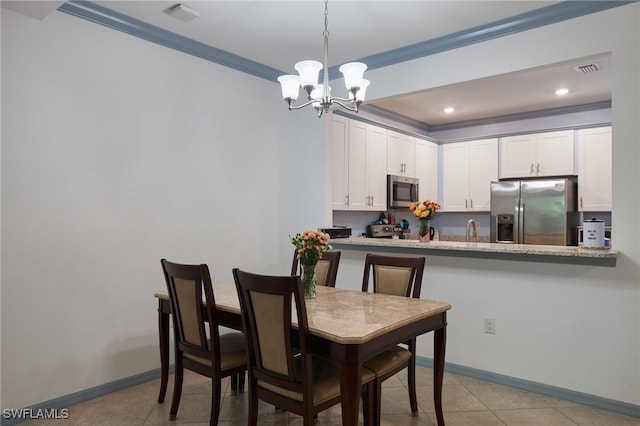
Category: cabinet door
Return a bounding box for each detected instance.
[442,142,470,211]
[469,138,498,211]
[501,134,536,178]
[366,124,388,210]
[536,130,574,176]
[387,130,415,176]
[330,114,349,210]
[415,138,438,202]
[578,127,612,211]
[348,120,368,210]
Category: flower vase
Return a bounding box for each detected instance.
[419,220,430,243]
[301,262,317,299]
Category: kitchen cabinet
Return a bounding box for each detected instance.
[442,138,498,211]
[387,130,414,176]
[578,126,612,211]
[414,137,438,202]
[501,130,574,178]
[330,114,349,210]
[330,115,387,211]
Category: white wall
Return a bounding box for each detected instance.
[336,3,640,406]
[1,9,324,408]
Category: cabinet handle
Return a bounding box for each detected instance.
[370,195,374,206]
[580,196,583,209]
[465,199,468,209]
[470,199,473,209]
[530,163,534,175]
[536,163,540,175]
[345,195,349,206]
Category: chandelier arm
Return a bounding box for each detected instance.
[287,99,321,111]
[330,96,356,102]
[331,99,359,113]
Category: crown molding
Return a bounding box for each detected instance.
[58,1,635,83]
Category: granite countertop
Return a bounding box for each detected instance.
[330,237,619,266]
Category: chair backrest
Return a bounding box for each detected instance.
[361,254,425,299]
[291,250,341,287]
[233,268,313,397]
[161,259,221,367]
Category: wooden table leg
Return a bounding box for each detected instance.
[157,300,170,403]
[433,323,447,426]
[340,361,362,426]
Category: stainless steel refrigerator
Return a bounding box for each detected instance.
[490,178,578,246]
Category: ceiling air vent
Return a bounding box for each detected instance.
[574,63,600,74]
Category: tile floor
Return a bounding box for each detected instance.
[21,366,640,425]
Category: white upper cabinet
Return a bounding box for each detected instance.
[387,130,415,177]
[330,114,349,211]
[501,130,574,178]
[442,138,498,212]
[578,126,612,212]
[330,117,387,211]
[415,138,438,202]
[364,124,388,211]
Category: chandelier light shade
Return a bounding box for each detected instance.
[277,0,369,117]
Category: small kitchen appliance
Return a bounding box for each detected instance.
[387,175,419,208]
[319,226,352,239]
[366,224,401,238]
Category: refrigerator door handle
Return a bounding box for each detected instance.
[518,200,525,244]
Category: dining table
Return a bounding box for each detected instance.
[155,283,451,426]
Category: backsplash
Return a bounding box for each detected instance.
[332,210,491,240]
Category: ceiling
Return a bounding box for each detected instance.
[3,1,613,126]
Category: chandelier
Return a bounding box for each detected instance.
[277,0,370,118]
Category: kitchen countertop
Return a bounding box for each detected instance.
[330,237,619,266]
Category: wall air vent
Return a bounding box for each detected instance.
[574,63,600,74]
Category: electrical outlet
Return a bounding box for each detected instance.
[484,317,496,334]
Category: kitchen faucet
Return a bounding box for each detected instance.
[466,219,479,242]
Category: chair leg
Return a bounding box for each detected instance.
[248,385,259,426]
[169,357,184,420]
[408,359,418,415]
[230,374,238,394]
[408,340,418,415]
[238,371,246,393]
[210,378,221,426]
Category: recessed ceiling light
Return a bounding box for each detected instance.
[555,88,569,96]
[443,107,455,114]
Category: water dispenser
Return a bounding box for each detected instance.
[497,214,515,243]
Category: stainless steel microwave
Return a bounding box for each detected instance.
[387,175,419,208]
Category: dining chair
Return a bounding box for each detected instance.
[160,259,247,425]
[232,268,375,426]
[291,249,341,287]
[360,253,426,423]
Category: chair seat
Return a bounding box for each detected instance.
[184,331,247,370]
[363,346,412,377]
[259,356,375,405]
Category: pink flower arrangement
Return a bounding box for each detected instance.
[290,230,332,266]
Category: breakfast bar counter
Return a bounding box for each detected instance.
[330,237,619,266]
